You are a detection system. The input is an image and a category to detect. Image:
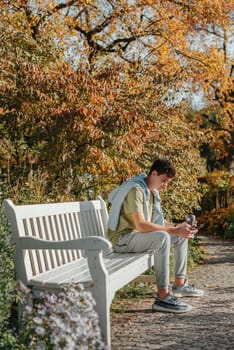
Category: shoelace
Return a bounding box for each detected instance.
[158,293,180,304]
[169,295,181,304]
[186,284,195,290]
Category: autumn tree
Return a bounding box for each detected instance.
[1,0,233,219]
[46,1,233,210]
[0,2,163,203]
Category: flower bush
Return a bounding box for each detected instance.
[19,282,106,350]
[198,207,234,239]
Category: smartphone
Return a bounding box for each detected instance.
[186,214,196,229]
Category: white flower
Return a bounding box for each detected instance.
[33,316,43,325]
[35,326,46,337]
[20,282,106,349]
[25,305,32,314]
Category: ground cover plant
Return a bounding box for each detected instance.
[18,282,106,350]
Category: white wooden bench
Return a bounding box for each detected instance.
[3,197,155,349]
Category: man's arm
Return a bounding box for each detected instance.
[131,212,197,239]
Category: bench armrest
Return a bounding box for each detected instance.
[21,236,112,282]
[20,236,112,252]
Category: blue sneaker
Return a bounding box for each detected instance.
[172,280,204,298]
[152,292,192,313]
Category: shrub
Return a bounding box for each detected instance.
[0,202,19,348]
[19,282,106,350]
[198,206,234,239]
[188,237,205,267]
[199,170,232,211]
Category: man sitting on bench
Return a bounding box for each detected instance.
[107,158,204,313]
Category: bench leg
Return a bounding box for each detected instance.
[87,251,113,348]
[92,287,112,349]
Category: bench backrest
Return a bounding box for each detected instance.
[3,198,109,285]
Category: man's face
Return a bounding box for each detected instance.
[151,171,173,191]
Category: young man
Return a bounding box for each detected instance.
[107,158,204,313]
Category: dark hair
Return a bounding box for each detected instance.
[149,158,176,178]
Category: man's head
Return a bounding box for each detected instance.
[147,158,176,191]
[149,158,176,177]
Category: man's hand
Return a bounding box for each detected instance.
[176,221,198,239]
[131,212,198,238]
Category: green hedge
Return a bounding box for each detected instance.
[0,202,22,349]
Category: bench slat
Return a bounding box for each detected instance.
[28,252,154,292]
[19,209,107,277]
[13,200,103,219]
[30,259,91,286]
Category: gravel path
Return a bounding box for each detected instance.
[111,236,234,349]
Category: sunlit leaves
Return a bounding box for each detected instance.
[0,0,233,217]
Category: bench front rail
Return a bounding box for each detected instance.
[3,198,155,349]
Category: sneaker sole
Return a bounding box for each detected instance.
[152,304,192,313]
[173,292,204,298]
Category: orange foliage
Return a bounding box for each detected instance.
[1,0,233,216]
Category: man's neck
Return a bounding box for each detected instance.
[144,176,153,191]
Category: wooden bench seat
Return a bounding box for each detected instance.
[3,197,155,349]
[25,251,154,293]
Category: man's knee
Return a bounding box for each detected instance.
[150,230,170,250]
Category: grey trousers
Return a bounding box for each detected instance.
[114,231,188,290]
